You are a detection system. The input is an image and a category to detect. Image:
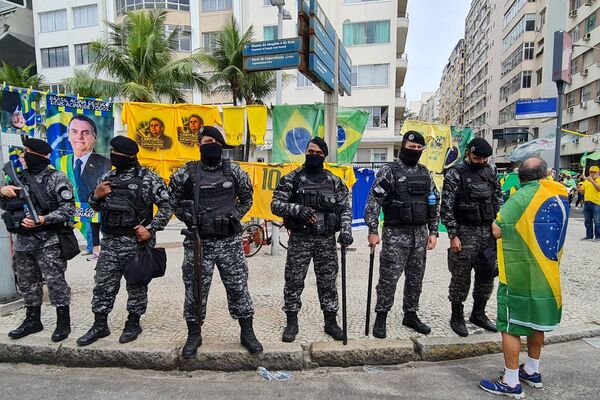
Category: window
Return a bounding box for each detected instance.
[503,14,536,50]
[342,20,390,46]
[263,25,278,41]
[583,50,594,67]
[523,42,534,60]
[263,0,271,5]
[356,148,370,162]
[372,149,387,162]
[39,9,67,33]
[571,0,582,11]
[570,58,579,75]
[522,70,532,88]
[202,0,232,12]
[585,13,597,33]
[202,31,218,50]
[566,91,575,107]
[499,103,516,124]
[116,0,190,14]
[500,73,522,100]
[358,106,388,128]
[571,25,581,42]
[296,71,313,87]
[166,25,191,51]
[501,46,523,77]
[74,43,93,65]
[539,8,546,28]
[45,83,65,94]
[504,0,527,27]
[41,46,69,68]
[525,14,536,31]
[581,84,592,102]
[536,68,543,85]
[351,64,389,87]
[73,5,98,28]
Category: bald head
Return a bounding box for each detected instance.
[518,157,548,183]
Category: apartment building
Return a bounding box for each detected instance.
[0,1,35,68]
[560,0,600,169]
[418,88,440,123]
[437,39,464,125]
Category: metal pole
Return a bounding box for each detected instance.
[554,81,564,176]
[270,4,284,257]
[324,39,339,163]
[0,137,19,303]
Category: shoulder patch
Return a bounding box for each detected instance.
[58,187,73,200]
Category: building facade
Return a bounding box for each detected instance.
[437,39,464,126]
[0,1,35,68]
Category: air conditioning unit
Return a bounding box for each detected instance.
[582,68,589,76]
[581,101,588,109]
[585,0,592,6]
[568,107,575,114]
[595,95,600,103]
[584,32,592,41]
[570,9,578,17]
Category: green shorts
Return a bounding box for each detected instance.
[496,301,534,337]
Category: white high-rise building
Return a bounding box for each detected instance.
[31,0,409,162]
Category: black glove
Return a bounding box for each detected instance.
[297,206,314,221]
[338,232,353,247]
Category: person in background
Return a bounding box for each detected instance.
[578,165,600,241]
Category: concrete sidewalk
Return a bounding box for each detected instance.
[0,219,598,371]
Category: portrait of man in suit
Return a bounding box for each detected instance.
[56,115,112,258]
[148,117,173,150]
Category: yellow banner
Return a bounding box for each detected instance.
[400,120,451,173]
[222,106,245,146]
[175,104,223,159]
[246,104,268,145]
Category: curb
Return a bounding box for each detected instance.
[0,298,24,317]
[1,322,598,372]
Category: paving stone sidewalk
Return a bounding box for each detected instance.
[0,216,598,357]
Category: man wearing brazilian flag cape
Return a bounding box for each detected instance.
[480,158,570,399]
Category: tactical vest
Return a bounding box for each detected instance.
[188,159,240,238]
[1,169,60,235]
[101,168,153,235]
[454,163,496,226]
[283,168,340,236]
[382,163,430,226]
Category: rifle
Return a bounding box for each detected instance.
[181,199,203,323]
[341,245,348,345]
[2,161,41,225]
[365,245,375,336]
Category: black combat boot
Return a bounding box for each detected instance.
[181,320,202,358]
[239,317,263,354]
[469,301,498,332]
[51,305,71,342]
[323,311,344,341]
[119,313,142,344]
[402,311,431,335]
[450,303,468,337]
[8,306,43,339]
[372,312,387,339]
[282,311,299,342]
[77,313,110,346]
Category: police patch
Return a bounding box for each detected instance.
[160,190,170,200]
[373,184,386,197]
[59,188,73,200]
[223,181,233,188]
[128,183,139,190]
[470,146,475,152]
[408,134,415,140]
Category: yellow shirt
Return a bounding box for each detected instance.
[582,177,600,205]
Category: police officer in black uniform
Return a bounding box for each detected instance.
[440,137,503,337]
[0,138,75,342]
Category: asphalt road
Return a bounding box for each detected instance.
[1,339,598,400]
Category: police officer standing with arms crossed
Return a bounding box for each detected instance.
[0,138,75,342]
[364,131,439,337]
[441,137,502,337]
[169,126,262,357]
[271,137,353,342]
[77,136,172,346]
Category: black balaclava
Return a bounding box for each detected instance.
[200,142,223,167]
[110,153,139,170]
[24,152,50,174]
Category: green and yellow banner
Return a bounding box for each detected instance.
[400,120,452,173]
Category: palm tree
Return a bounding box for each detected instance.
[63,10,207,102]
[0,62,45,88]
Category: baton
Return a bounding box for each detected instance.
[365,245,375,336]
[341,245,348,345]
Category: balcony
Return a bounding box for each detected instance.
[395,53,408,88]
[395,90,407,112]
[397,0,408,18]
[397,12,409,53]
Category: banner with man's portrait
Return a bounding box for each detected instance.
[0,86,38,136]
[175,104,222,160]
[46,94,114,227]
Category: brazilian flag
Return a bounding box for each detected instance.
[272,104,324,163]
[337,108,369,164]
[496,179,570,332]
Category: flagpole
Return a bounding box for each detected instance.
[0,134,19,304]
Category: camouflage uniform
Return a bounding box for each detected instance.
[88,166,172,316]
[364,160,439,314]
[440,163,503,304]
[1,168,75,308]
[271,167,352,314]
[169,160,254,321]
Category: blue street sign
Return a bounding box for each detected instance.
[339,41,352,71]
[298,0,310,18]
[243,38,301,57]
[244,52,301,71]
[339,56,351,81]
[515,98,558,120]
[309,53,334,91]
[309,36,335,76]
[338,66,352,95]
[309,17,335,55]
[310,0,337,44]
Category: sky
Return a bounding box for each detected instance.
[403,0,472,107]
